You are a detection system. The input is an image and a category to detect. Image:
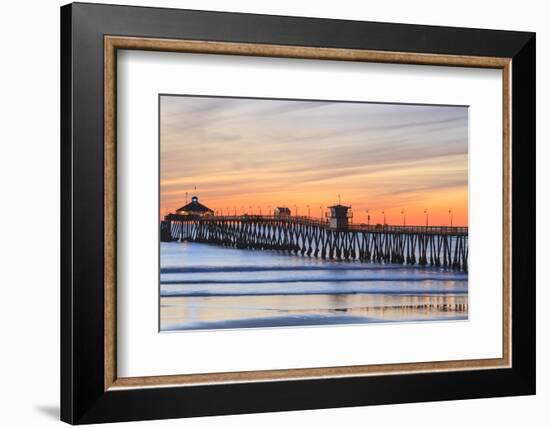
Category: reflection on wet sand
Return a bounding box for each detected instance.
[161,293,468,331]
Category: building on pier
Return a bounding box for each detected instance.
[274,207,291,218]
[327,204,352,230]
[175,195,214,216]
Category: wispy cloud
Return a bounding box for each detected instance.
[160,95,468,226]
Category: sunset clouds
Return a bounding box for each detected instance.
[160,95,468,226]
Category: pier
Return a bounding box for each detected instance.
[160,213,468,271]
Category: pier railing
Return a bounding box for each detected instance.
[161,214,468,270]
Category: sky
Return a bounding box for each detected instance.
[160,95,468,226]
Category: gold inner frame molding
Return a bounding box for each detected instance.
[104,35,512,391]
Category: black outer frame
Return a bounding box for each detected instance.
[60,2,535,424]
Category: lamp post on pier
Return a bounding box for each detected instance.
[382,210,386,226]
[449,208,453,227]
[401,209,406,226]
[424,209,429,227]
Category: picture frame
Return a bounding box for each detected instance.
[61,2,535,424]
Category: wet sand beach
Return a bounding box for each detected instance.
[160,242,468,331]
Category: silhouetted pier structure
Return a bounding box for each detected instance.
[161,213,468,271]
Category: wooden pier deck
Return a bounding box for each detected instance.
[161,214,468,271]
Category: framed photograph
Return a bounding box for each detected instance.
[61,2,535,424]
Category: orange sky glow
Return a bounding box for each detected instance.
[160,95,468,227]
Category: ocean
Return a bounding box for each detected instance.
[160,241,468,331]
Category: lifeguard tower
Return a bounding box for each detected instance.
[327,203,351,230]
